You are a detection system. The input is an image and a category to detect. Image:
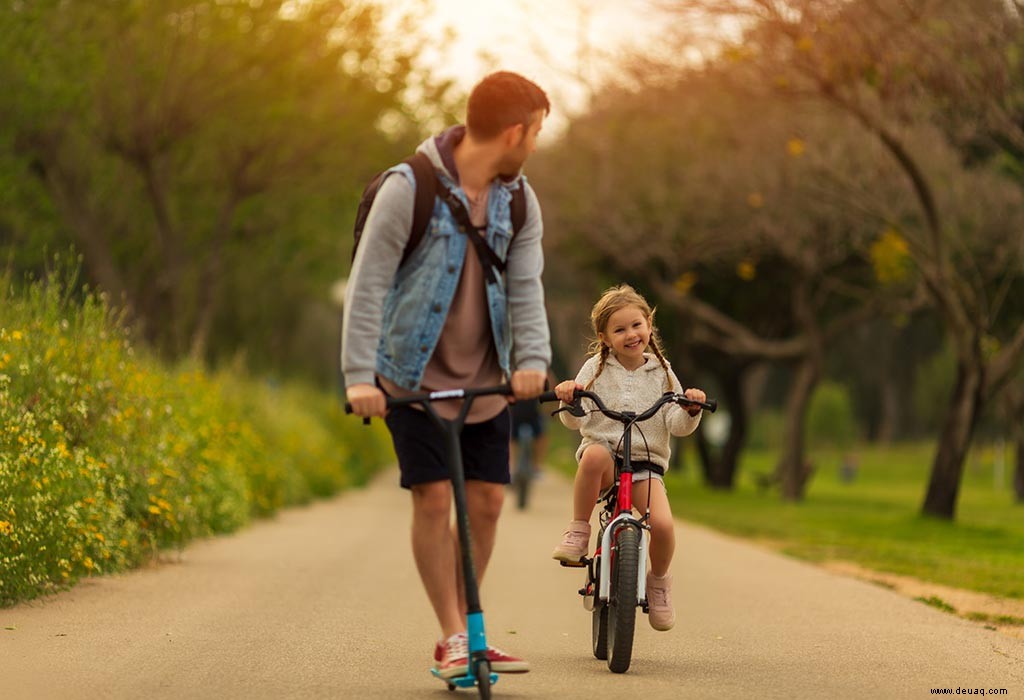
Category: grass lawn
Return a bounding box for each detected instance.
[546,428,1023,600]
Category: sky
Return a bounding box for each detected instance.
[379,0,684,138]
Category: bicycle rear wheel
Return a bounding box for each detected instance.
[606,526,639,673]
[513,428,534,510]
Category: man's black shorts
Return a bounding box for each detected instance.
[384,404,511,489]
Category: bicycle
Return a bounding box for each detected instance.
[510,425,538,512]
[346,384,518,698]
[538,388,717,673]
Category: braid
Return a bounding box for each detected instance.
[585,344,610,390]
[647,332,673,392]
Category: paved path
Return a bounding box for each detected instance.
[3,469,1023,699]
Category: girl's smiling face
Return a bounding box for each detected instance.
[598,304,652,368]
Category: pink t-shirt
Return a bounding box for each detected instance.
[380,188,506,422]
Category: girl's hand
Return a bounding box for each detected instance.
[683,387,707,416]
[555,380,584,403]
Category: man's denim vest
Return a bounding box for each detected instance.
[376,164,521,390]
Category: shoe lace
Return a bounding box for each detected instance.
[648,580,671,608]
[444,634,469,662]
[564,528,589,545]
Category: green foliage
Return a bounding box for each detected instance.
[807,381,858,449]
[0,270,391,606]
[0,0,447,376]
[748,409,786,451]
[915,596,957,614]
[914,344,957,433]
[666,441,1024,599]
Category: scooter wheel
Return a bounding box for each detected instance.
[475,659,492,699]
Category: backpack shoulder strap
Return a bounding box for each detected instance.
[401,152,437,267]
[510,185,527,235]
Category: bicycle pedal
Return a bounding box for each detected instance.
[559,558,589,568]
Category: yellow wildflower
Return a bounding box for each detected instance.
[0,521,13,535]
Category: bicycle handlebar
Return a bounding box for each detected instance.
[344,384,514,415]
[537,388,717,423]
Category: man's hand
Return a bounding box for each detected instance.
[510,369,547,401]
[683,387,707,417]
[346,383,387,418]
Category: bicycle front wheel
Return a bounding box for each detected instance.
[606,526,639,673]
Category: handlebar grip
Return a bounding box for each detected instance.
[537,390,560,403]
[705,399,717,413]
[344,404,373,425]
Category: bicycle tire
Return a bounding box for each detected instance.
[591,551,608,658]
[513,429,534,510]
[592,602,609,659]
[606,526,639,673]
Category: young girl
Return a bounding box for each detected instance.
[551,284,706,631]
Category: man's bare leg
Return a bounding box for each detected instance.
[410,481,463,638]
[453,480,505,618]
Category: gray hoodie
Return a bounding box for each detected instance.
[341,129,551,389]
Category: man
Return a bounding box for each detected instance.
[343,72,551,678]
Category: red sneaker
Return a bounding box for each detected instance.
[485,644,530,673]
[433,635,530,674]
[436,634,469,680]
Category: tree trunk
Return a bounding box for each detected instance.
[921,356,986,520]
[134,154,187,355]
[875,379,900,445]
[1015,438,1024,504]
[28,137,133,308]
[777,354,821,502]
[706,369,747,489]
[189,194,241,362]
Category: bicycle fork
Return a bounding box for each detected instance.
[597,515,650,607]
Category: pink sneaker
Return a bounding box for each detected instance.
[551,520,591,564]
[646,572,675,631]
[433,634,530,674]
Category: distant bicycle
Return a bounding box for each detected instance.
[539,388,716,673]
[509,399,546,511]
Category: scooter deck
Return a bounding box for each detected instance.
[431,667,499,689]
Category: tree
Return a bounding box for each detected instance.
[664,0,1024,519]
[0,0,441,374]
[533,69,921,499]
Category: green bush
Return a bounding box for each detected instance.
[0,272,390,606]
[807,381,858,449]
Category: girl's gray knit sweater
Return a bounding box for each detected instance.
[559,353,701,471]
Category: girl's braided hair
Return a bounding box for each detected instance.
[584,284,672,391]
